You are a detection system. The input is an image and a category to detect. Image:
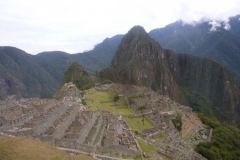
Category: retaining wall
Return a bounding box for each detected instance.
[97,145,141,157]
[33,103,69,136]
[54,105,79,139]
[78,114,97,144]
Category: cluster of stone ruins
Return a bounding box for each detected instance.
[0,82,209,160]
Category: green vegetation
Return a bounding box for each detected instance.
[153,135,167,141]
[0,47,58,99]
[94,123,105,145]
[124,117,154,133]
[74,75,95,90]
[195,114,240,160]
[53,85,68,100]
[84,127,96,144]
[137,106,147,125]
[61,62,95,90]
[82,99,87,105]
[85,91,133,115]
[137,138,169,160]
[113,94,120,102]
[96,67,119,82]
[149,16,240,80]
[172,115,182,131]
[133,156,142,160]
[137,138,157,154]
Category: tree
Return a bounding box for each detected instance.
[137,106,147,125]
[113,94,120,102]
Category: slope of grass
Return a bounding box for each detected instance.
[137,138,170,160]
[124,117,154,133]
[85,91,133,115]
[0,135,94,160]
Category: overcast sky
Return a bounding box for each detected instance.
[1,0,240,54]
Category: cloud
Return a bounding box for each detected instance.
[224,22,231,30]
[0,0,240,54]
[209,21,222,31]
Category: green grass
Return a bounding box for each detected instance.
[85,91,134,116]
[133,156,142,160]
[137,138,170,160]
[137,138,157,159]
[84,127,96,144]
[153,135,167,141]
[124,117,154,133]
[116,108,134,115]
[94,123,105,145]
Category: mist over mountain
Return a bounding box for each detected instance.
[149,15,240,80]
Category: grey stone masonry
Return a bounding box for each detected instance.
[90,115,103,145]
[97,145,141,157]
[77,113,97,144]
[53,105,79,139]
[34,99,55,113]
[33,103,69,136]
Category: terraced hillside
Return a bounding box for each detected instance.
[0,82,210,160]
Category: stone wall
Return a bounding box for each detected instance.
[55,139,94,153]
[34,99,55,113]
[97,122,106,146]
[97,145,141,157]
[0,109,36,130]
[76,143,94,153]
[53,105,79,139]
[78,114,97,144]
[90,115,103,145]
[40,135,54,145]
[33,103,69,136]
[55,139,76,148]
[2,128,33,136]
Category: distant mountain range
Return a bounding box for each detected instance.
[0,35,122,99]
[0,15,240,103]
[149,15,240,80]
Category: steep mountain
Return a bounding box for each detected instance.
[149,15,240,80]
[33,51,73,83]
[111,26,183,102]
[100,26,240,127]
[0,35,122,100]
[33,34,123,83]
[72,34,124,73]
[61,62,94,90]
[0,47,58,99]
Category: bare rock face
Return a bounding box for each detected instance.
[106,26,240,127]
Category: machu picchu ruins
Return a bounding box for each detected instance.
[0,82,212,159]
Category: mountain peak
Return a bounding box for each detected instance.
[127,25,147,35]
[61,62,94,91]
